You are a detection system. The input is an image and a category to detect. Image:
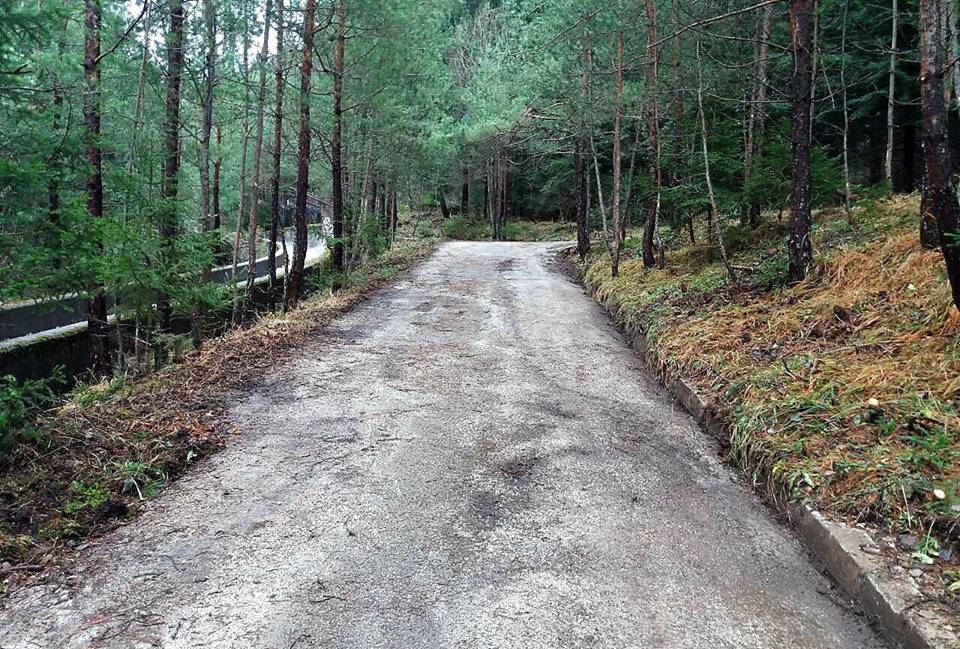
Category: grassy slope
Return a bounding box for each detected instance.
[581,195,959,593]
[0,239,436,585]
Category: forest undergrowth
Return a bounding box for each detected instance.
[0,238,437,590]
[578,194,960,601]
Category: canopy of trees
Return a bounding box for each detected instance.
[2,0,960,374]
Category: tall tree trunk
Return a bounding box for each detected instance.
[245,0,274,300]
[576,41,591,261]
[574,136,589,261]
[697,41,736,284]
[611,4,624,276]
[840,0,853,222]
[378,181,388,232]
[390,186,398,243]
[232,15,252,306]
[128,0,151,174]
[84,0,109,375]
[642,0,661,269]
[920,0,960,308]
[460,167,469,214]
[485,158,493,229]
[284,0,316,308]
[501,149,508,235]
[590,136,610,251]
[159,0,185,330]
[269,0,285,308]
[886,0,898,188]
[199,0,216,232]
[213,126,223,230]
[788,0,815,283]
[331,0,346,272]
[438,187,451,220]
[745,3,772,224]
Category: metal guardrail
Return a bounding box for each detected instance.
[0,229,327,344]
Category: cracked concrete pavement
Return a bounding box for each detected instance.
[0,241,887,648]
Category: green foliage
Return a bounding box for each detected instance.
[63,480,110,515]
[0,371,63,455]
[442,215,492,240]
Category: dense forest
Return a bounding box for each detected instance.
[4,0,960,633]
[2,0,960,371]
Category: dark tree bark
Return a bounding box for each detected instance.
[483,171,489,222]
[920,0,960,307]
[575,136,589,261]
[576,41,591,261]
[84,0,109,375]
[788,0,815,283]
[268,0,285,308]
[284,0,316,308]
[158,0,185,329]
[642,0,661,269]
[438,187,451,220]
[199,0,216,232]
[460,167,470,214]
[331,0,346,271]
[498,147,508,238]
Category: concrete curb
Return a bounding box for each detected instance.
[626,328,958,648]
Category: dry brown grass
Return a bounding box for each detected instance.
[582,195,959,587]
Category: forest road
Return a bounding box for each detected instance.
[0,242,887,649]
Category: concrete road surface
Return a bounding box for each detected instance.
[0,242,886,649]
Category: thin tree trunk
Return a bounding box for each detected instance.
[268,0,285,309]
[611,3,624,276]
[499,147,508,237]
[809,0,820,138]
[697,41,736,283]
[213,126,223,230]
[590,136,610,252]
[245,0,274,301]
[284,0,316,308]
[391,186,398,243]
[920,0,960,306]
[232,15,252,309]
[574,136,589,261]
[199,0,215,232]
[575,41,591,261]
[379,182,388,232]
[85,0,109,375]
[886,0,898,188]
[128,0,152,174]
[788,0,815,283]
[49,19,67,228]
[461,167,470,214]
[642,0,661,269]
[745,3,772,224]
[486,157,494,233]
[331,0,346,272]
[840,0,853,222]
[159,0,185,331]
[438,187,451,220]
[621,119,642,240]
